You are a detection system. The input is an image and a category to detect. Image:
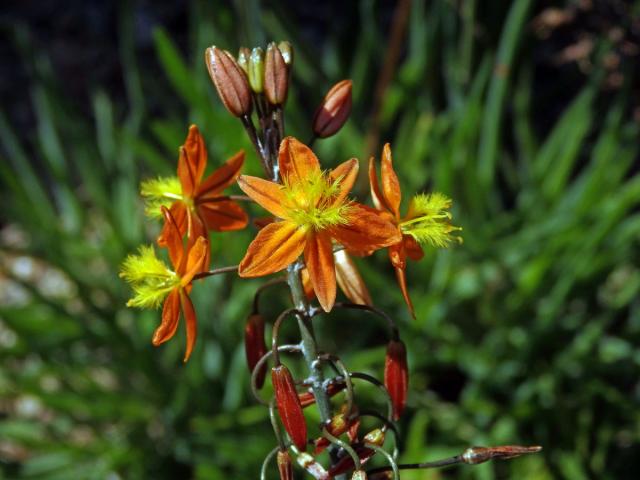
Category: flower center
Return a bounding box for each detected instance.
[281,171,352,231]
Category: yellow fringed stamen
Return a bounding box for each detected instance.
[140,176,183,218]
[400,193,462,248]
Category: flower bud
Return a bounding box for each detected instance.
[312,80,352,138]
[272,364,307,451]
[461,445,543,465]
[335,250,372,306]
[278,41,294,66]
[205,46,252,117]
[244,313,267,388]
[314,408,349,454]
[297,452,329,479]
[264,42,288,105]
[363,428,385,447]
[237,47,250,74]
[277,449,294,480]
[384,339,408,420]
[352,471,368,480]
[248,47,265,93]
[328,445,375,477]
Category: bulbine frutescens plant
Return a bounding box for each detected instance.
[120,41,540,479]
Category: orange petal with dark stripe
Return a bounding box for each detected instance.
[368,157,388,213]
[384,338,408,420]
[196,150,245,198]
[178,125,208,197]
[197,199,248,232]
[329,158,359,206]
[329,204,401,253]
[159,205,185,269]
[300,267,316,300]
[272,364,307,451]
[278,137,321,184]
[239,221,306,277]
[380,143,401,218]
[152,289,181,346]
[304,232,336,312]
[237,175,288,219]
[181,236,209,285]
[180,291,197,362]
[335,250,372,306]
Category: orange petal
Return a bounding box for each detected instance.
[278,137,320,184]
[335,249,372,306]
[237,175,288,219]
[329,158,359,206]
[181,236,209,285]
[239,221,307,277]
[304,232,336,312]
[153,289,180,346]
[395,266,415,319]
[381,143,401,218]
[300,267,315,300]
[159,205,185,268]
[178,125,207,197]
[196,150,245,198]
[368,157,388,212]
[197,199,248,232]
[404,234,424,261]
[329,203,402,253]
[388,241,406,269]
[180,290,197,362]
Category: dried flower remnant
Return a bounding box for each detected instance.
[120,207,208,362]
[237,137,400,311]
[141,125,248,254]
[369,143,460,317]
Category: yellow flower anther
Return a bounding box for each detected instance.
[140,176,183,218]
[400,193,462,248]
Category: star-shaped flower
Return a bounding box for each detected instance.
[369,144,460,318]
[120,206,208,362]
[237,137,400,312]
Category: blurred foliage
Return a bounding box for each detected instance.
[1,0,639,478]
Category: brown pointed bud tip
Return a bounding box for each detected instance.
[297,452,329,479]
[277,450,294,480]
[272,365,307,452]
[384,338,408,421]
[244,313,267,388]
[462,445,543,465]
[248,47,265,93]
[264,42,288,105]
[312,79,352,138]
[237,47,251,74]
[204,46,252,117]
[352,471,368,480]
[278,41,293,66]
[363,428,385,447]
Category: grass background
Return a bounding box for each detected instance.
[1,0,639,478]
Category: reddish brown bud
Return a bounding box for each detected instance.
[461,445,543,465]
[312,80,352,138]
[277,449,294,480]
[384,339,408,420]
[205,46,252,117]
[272,364,307,451]
[244,313,267,388]
[264,42,288,105]
[314,408,349,454]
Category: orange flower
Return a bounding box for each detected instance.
[237,137,400,312]
[369,144,460,318]
[142,125,248,249]
[120,206,209,362]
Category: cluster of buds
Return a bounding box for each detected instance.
[121,39,540,478]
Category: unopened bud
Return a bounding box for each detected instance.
[244,313,267,388]
[278,41,294,66]
[272,364,307,452]
[237,47,250,74]
[352,470,368,480]
[462,445,543,465]
[264,42,288,105]
[384,338,408,420]
[277,449,294,480]
[248,47,265,93]
[363,428,385,447]
[312,80,352,138]
[205,46,252,117]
